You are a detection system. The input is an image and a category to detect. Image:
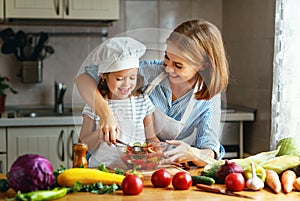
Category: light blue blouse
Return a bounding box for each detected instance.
[84,60,225,159]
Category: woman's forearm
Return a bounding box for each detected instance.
[75,73,111,118]
[75,73,120,143]
[79,116,102,152]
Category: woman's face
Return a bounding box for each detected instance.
[164,42,201,85]
[104,68,138,99]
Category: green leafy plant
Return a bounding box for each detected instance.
[0,75,17,96]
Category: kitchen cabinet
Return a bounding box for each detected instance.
[220,109,255,159]
[0,128,6,173]
[5,0,119,20]
[7,126,81,171]
[0,0,3,21]
[220,122,240,159]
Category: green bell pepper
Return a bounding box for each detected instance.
[15,187,67,201]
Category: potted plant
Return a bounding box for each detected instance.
[0,75,17,112]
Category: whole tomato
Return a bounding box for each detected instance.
[122,175,144,195]
[225,173,245,192]
[125,169,144,182]
[151,169,172,188]
[172,172,192,190]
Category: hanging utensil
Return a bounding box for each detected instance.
[1,38,23,61]
[15,30,27,61]
[196,184,254,199]
[29,32,49,61]
[39,45,55,60]
[1,39,17,54]
[23,34,34,60]
[0,28,15,42]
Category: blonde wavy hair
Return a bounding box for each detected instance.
[167,19,229,100]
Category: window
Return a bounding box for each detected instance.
[271,0,300,149]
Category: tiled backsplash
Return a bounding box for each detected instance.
[0,0,222,107]
[0,0,276,155]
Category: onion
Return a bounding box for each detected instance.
[216,159,244,183]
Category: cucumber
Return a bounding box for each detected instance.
[200,164,219,179]
[192,175,215,186]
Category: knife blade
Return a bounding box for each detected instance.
[196,184,254,199]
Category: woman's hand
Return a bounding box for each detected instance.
[161,140,193,164]
[160,140,216,167]
[99,113,120,145]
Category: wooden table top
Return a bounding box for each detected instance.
[1,168,300,201]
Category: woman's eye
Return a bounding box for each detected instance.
[175,63,183,69]
[164,54,169,60]
[130,77,137,80]
[116,78,123,81]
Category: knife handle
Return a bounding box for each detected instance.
[196,184,225,193]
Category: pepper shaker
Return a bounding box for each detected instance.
[72,143,88,168]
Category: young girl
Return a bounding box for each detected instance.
[79,37,159,168]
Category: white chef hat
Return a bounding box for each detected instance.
[92,37,146,74]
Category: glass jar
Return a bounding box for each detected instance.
[72,143,88,168]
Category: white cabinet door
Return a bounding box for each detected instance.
[0,128,6,173]
[5,0,62,19]
[7,126,80,171]
[0,128,6,152]
[66,126,81,168]
[5,0,119,20]
[0,0,3,20]
[64,0,119,20]
[0,154,7,173]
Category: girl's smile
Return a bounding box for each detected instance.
[103,68,139,100]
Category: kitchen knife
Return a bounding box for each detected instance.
[196,184,254,199]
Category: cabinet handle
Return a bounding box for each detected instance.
[70,130,75,160]
[55,0,60,15]
[59,130,65,161]
[0,160,2,173]
[65,0,69,16]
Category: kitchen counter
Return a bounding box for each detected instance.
[0,106,255,163]
[1,168,300,201]
[0,115,83,127]
[0,109,254,127]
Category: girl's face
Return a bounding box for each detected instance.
[104,68,138,100]
[164,42,201,85]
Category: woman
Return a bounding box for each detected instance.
[75,19,229,167]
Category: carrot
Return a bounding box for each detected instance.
[294,177,300,191]
[281,170,296,194]
[265,170,282,194]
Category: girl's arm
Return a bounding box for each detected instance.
[79,115,103,152]
[143,113,160,143]
[75,73,119,143]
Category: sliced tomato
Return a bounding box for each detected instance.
[144,163,156,170]
[131,159,146,166]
